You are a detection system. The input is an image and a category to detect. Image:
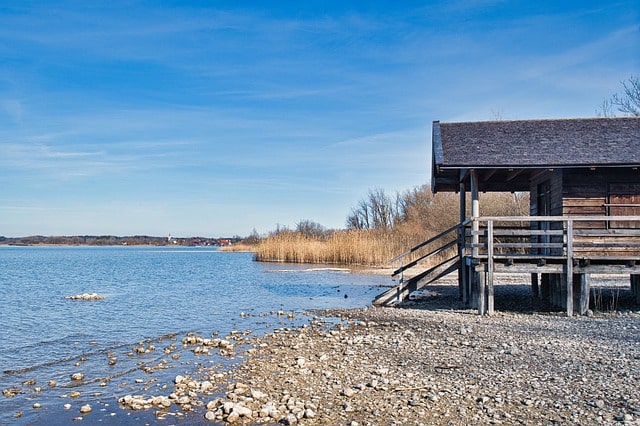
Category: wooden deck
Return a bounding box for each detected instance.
[377,215,640,315]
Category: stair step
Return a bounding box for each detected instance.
[373,257,460,306]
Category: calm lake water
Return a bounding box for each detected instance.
[0,246,392,425]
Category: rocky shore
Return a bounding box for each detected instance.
[116,278,640,425]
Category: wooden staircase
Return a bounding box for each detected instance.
[373,223,462,306]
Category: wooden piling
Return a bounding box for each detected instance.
[531,273,539,298]
[573,274,590,315]
[632,275,640,305]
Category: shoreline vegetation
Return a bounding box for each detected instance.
[223,187,529,268]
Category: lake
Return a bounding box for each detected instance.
[0,246,392,424]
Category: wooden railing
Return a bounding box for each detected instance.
[390,221,466,279]
[464,215,640,263]
[462,215,640,315]
[380,215,640,310]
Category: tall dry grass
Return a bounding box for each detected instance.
[252,229,427,266]
[224,189,530,268]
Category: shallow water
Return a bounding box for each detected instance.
[0,246,391,424]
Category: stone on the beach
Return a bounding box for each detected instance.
[71,373,84,381]
[341,388,356,397]
[233,403,253,418]
[80,404,92,413]
[223,401,235,414]
[250,389,268,401]
[281,413,298,425]
[32,403,41,409]
[226,411,240,423]
[200,380,214,393]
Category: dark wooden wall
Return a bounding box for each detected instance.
[530,168,640,257]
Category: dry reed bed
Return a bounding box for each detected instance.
[249,230,440,267]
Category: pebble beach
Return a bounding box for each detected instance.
[116,276,640,425]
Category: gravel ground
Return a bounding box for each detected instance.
[184,276,640,425]
[113,276,640,425]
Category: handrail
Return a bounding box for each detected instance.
[463,215,640,260]
[469,215,640,222]
[392,239,457,277]
[388,219,469,264]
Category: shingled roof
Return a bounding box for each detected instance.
[432,117,640,192]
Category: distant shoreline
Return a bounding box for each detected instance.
[0,235,241,247]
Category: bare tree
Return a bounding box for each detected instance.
[598,75,640,117]
[346,189,402,230]
[295,220,327,238]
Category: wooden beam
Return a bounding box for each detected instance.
[481,169,497,182]
[528,169,548,181]
[506,168,525,181]
[459,168,470,183]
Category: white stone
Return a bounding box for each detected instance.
[200,380,214,392]
[233,404,253,417]
[251,389,268,400]
[226,411,240,423]
[223,401,235,414]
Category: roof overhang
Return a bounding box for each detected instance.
[433,164,640,193]
[431,118,640,193]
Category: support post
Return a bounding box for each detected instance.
[470,169,482,314]
[470,170,479,259]
[573,274,590,315]
[531,273,539,298]
[487,220,494,315]
[632,275,640,305]
[459,181,467,303]
[469,261,477,308]
[565,219,574,316]
[541,274,550,304]
[477,268,486,315]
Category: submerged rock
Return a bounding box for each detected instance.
[65,293,106,301]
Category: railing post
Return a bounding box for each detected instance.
[487,220,494,315]
[398,258,404,303]
[461,221,470,305]
[470,171,480,313]
[459,182,466,302]
[565,219,574,316]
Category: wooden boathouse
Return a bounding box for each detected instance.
[375,117,640,315]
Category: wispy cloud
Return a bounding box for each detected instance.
[0,1,637,235]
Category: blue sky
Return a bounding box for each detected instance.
[0,1,638,238]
